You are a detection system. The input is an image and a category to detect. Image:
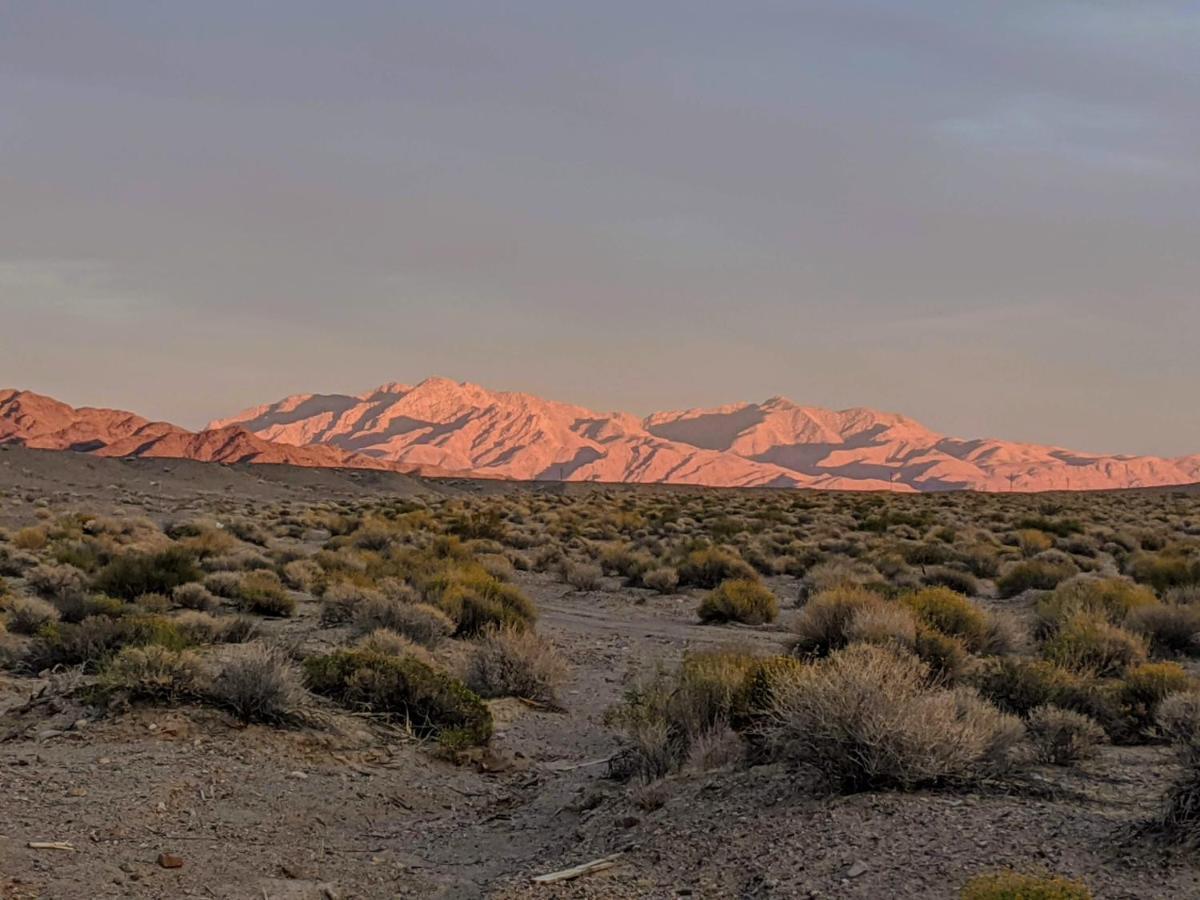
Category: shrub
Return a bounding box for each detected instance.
[1042,615,1147,676]
[353,598,454,647]
[973,658,1091,718]
[844,602,918,651]
[12,526,48,551]
[3,595,60,635]
[921,566,980,596]
[961,871,1092,900]
[1026,705,1105,765]
[235,571,295,617]
[303,650,492,748]
[1127,551,1200,593]
[171,582,219,611]
[698,579,779,625]
[97,645,204,702]
[319,581,379,625]
[434,572,536,636]
[561,561,603,591]
[1015,530,1054,557]
[204,571,242,599]
[762,644,1023,791]
[790,586,887,657]
[282,558,321,592]
[676,547,757,589]
[1127,603,1200,657]
[93,547,201,600]
[466,627,567,705]
[642,566,679,595]
[903,587,990,652]
[355,628,436,666]
[25,563,89,615]
[1158,691,1200,751]
[997,560,1078,598]
[25,613,189,670]
[1035,578,1158,635]
[209,643,306,723]
[914,627,971,683]
[1119,662,1192,738]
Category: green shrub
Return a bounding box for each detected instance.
[961,870,1092,900]
[93,547,200,600]
[235,571,295,617]
[25,613,188,671]
[698,579,779,625]
[763,644,1023,791]
[676,547,757,589]
[1035,578,1158,635]
[303,649,492,747]
[974,658,1093,718]
[997,560,1078,598]
[914,627,971,683]
[921,566,979,596]
[1127,551,1200,593]
[1042,615,1147,677]
[432,570,536,636]
[903,587,990,652]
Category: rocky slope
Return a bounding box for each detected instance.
[210,378,1200,492]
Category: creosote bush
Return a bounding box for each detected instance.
[698,579,779,625]
[902,587,990,652]
[764,644,1023,791]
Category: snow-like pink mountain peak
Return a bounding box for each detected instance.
[205,379,1200,492]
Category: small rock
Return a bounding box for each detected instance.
[156,852,184,869]
[845,861,869,878]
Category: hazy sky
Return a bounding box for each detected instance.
[2,2,1197,455]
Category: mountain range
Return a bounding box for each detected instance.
[2,379,1196,492]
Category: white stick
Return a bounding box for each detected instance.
[532,852,622,883]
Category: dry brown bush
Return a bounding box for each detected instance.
[466,626,567,705]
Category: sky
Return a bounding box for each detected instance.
[1,1,1197,456]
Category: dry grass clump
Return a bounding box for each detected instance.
[303,649,492,748]
[961,870,1092,900]
[1025,705,1106,765]
[209,642,306,723]
[282,558,322,592]
[465,626,567,705]
[698,579,779,625]
[762,644,1022,791]
[173,611,257,645]
[353,597,454,647]
[2,594,60,635]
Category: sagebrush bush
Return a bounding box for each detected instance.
[698,579,779,625]
[303,649,493,747]
[25,613,190,670]
[903,587,990,652]
[790,585,887,657]
[561,561,603,591]
[355,628,436,666]
[93,547,201,600]
[961,870,1092,900]
[433,570,536,636]
[353,597,454,647]
[172,582,219,611]
[2,594,60,635]
[1119,662,1192,738]
[235,571,295,617]
[676,546,757,589]
[997,560,1078,598]
[1026,705,1105,765]
[1127,602,1200,657]
[209,642,306,723]
[1035,577,1158,635]
[466,626,567,705]
[844,601,917,651]
[763,644,1023,791]
[97,645,204,702]
[1041,614,1147,676]
[642,566,679,595]
[1127,551,1200,593]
